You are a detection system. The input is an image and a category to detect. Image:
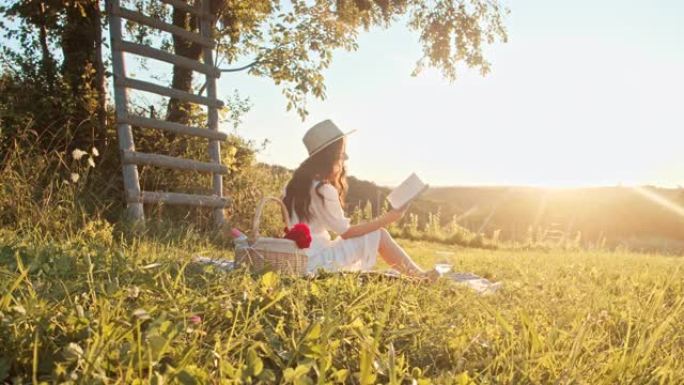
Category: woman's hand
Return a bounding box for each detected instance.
[383,203,411,224]
[341,203,411,239]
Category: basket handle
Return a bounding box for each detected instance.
[252,196,291,240]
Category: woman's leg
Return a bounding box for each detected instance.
[377,228,429,276]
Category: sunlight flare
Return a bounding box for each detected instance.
[631,186,684,218]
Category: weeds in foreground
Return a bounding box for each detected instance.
[1,227,683,384]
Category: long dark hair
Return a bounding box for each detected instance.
[283,138,347,222]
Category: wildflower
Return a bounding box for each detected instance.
[87,157,96,168]
[70,173,80,183]
[63,343,84,362]
[189,315,202,325]
[11,305,26,315]
[72,149,87,160]
[127,286,140,299]
[91,147,99,157]
[132,308,150,320]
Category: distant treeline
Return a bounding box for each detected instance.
[344,175,684,252]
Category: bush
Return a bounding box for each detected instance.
[0,90,290,242]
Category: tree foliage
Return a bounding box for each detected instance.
[229,0,508,119]
[1,0,107,150]
[0,0,507,226]
[2,0,508,132]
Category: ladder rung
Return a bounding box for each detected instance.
[121,114,227,141]
[127,190,230,208]
[116,77,224,108]
[159,0,209,19]
[112,4,214,48]
[114,40,220,78]
[122,150,228,174]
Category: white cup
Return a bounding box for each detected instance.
[434,263,452,275]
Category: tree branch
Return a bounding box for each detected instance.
[196,58,265,96]
[219,59,262,73]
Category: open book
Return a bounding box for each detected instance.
[386,173,429,210]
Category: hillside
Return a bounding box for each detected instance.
[348,178,684,250]
[262,163,684,251]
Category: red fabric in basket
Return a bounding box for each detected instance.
[283,223,312,249]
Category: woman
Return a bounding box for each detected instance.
[282,119,436,278]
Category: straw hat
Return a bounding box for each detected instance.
[302,119,356,160]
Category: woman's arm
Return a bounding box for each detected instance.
[339,205,408,239]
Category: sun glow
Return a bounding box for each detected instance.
[631,186,684,218]
[224,0,684,189]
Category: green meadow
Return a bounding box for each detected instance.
[3,0,684,383]
[2,227,683,384]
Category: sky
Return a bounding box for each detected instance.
[3,0,682,188]
[214,0,684,188]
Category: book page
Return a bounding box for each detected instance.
[387,173,428,209]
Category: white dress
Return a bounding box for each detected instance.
[285,180,382,274]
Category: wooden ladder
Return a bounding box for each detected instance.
[106,0,228,225]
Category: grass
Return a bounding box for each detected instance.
[1,226,683,384]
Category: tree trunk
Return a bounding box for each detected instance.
[37,1,55,84]
[61,0,105,149]
[94,1,107,139]
[166,5,203,125]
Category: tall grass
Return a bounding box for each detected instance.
[1,228,683,384]
[0,126,118,235]
[350,200,588,251]
[0,117,290,243]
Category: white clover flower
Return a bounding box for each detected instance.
[87,157,96,168]
[91,147,99,157]
[132,308,150,320]
[63,343,83,361]
[70,173,80,183]
[72,149,87,160]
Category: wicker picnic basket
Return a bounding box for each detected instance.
[234,196,308,275]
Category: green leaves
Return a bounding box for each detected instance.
[304,322,321,341]
[260,271,279,291]
[455,371,473,385]
[213,0,508,119]
[173,365,209,385]
[358,343,376,385]
[333,368,350,383]
[175,369,199,385]
[408,0,508,81]
[147,335,168,363]
[0,358,9,382]
[246,347,264,377]
[283,364,313,385]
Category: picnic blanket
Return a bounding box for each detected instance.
[192,256,503,295]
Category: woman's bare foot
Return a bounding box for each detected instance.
[415,268,440,283]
